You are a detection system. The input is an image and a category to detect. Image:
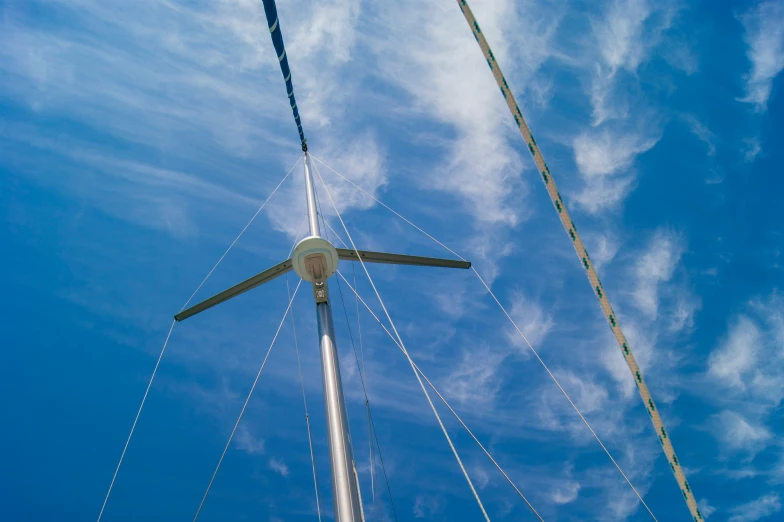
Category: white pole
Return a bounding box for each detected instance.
[303,152,364,522]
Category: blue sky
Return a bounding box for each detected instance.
[1,0,783,521]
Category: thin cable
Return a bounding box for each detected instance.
[312,157,658,521]
[370,409,398,522]
[96,162,300,522]
[181,157,301,312]
[95,320,176,522]
[367,407,379,522]
[313,177,397,522]
[286,216,324,521]
[192,279,303,522]
[471,277,657,520]
[354,264,380,522]
[337,271,544,522]
[287,276,324,522]
[288,215,308,258]
[322,219,349,249]
[310,155,465,262]
[311,162,490,522]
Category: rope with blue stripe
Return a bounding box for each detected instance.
[453,1,701,520]
[261,0,308,151]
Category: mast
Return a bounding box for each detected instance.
[302,152,364,522]
[172,150,471,518]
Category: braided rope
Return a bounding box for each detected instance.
[453,1,701,520]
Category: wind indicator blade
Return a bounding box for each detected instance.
[336,249,471,269]
[175,259,293,322]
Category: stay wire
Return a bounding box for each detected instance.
[95,320,175,522]
[287,215,325,522]
[354,261,381,522]
[336,270,544,522]
[96,159,299,522]
[471,269,656,521]
[287,275,324,522]
[192,279,303,522]
[313,173,397,522]
[181,157,301,312]
[311,162,491,522]
[311,155,657,521]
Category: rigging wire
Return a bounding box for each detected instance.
[95,320,176,522]
[311,162,491,522]
[96,160,298,522]
[353,261,383,522]
[192,279,303,522]
[287,276,324,522]
[310,155,658,521]
[336,270,545,522]
[286,216,325,522]
[181,158,301,312]
[313,176,397,522]
[453,1,698,519]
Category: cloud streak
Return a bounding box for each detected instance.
[738,1,784,111]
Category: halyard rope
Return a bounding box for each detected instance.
[453,1,700,519]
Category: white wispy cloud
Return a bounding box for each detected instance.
[705,291,784,478]
[699,498,717,519]
[632,229,684,319]
[737,1,784,111]
[583,232,620,272]
[682,114,717,156]
[367,0,542,228]
[505,292,555,351]
[708,293,784,404]
[590,0,654,125]
[743,137,763,163]
[571,126,659,214]
[728,493,781,522]
[235,425,266,455]
[552,370,610,417]
[712,410,771,455]
[549,479,581,505]
[588,0,677,125]
[443,348,505,407]
[567,0,689,214]
[708,315,761,390]
[0,0,388,244]
[413,494,441,518]
[268,456,290,477]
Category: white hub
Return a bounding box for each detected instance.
[292,235,339,283]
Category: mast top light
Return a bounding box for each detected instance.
[292,235,339,283]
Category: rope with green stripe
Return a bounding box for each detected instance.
[453,1,701,520]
